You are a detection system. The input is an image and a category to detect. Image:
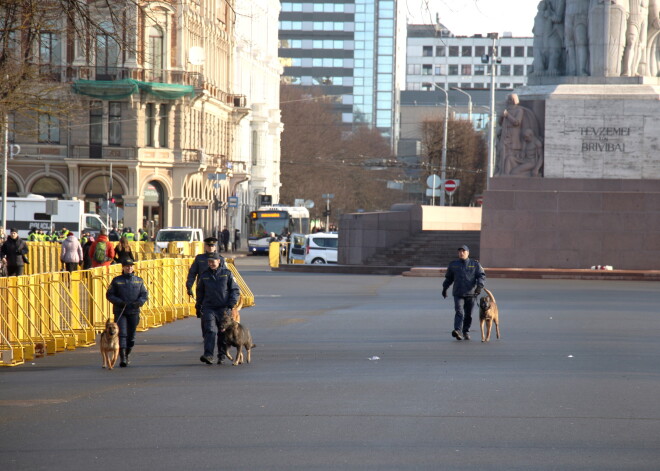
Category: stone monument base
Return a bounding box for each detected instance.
[480,177,660,270]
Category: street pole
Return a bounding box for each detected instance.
[1,113,8,236]
[450,87,472,124]
[487,33,499,189]
[432,84,449,207]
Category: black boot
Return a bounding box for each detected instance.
[125,348,132,365]
[119,348,127,367]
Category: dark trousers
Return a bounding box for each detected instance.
[202,308,228,359]
[7,265,24,276]
[64,262,79,272]
[115,313,140,349]
[453,296,476,333]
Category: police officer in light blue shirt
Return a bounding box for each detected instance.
[442,245,486,341]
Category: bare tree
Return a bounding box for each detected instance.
[279,85,402,225]
[420,117,487,206]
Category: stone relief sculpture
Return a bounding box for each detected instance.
[532,0,660,76]
[496,94,544,177]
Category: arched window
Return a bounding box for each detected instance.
[31,177,65,198]
[146,25,164,81]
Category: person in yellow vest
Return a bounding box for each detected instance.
[138,228,149,242]
[28,229,38,241]
[123,227,136,242]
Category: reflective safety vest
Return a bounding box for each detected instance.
[124,232,136,241]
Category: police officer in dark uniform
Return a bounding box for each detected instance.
[196,252,240,365]
[442,245,486,341]
[186,237,225,298]
[106,259,149,367]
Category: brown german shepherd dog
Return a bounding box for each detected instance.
[99,318,120,369]
[479,288,500,342]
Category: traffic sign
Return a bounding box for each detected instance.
[444,179,458,194]
[228,196,238,207]
[426,174,441,189]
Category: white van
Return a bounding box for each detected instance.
[154,227,204,251]
[304,232,338,264]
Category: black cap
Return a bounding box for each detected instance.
[9,228,18,233]
[458,245,470,252]
[207,252,221,260]
[121,259,135,266]
[204,237,218,244]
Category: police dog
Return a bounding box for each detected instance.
[220,314,255,366]
[479,288,500,342]
[99,318,120,369]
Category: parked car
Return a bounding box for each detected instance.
[154,227,204,251]
[304,232,338,264]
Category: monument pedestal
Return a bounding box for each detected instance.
[482,81,660,270]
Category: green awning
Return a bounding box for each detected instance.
[72,79,195,100]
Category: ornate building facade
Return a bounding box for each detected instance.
[2,0,282,238]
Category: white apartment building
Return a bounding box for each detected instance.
[406,24,534,91]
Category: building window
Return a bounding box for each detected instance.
[109,102,121,146]
[461,46,472,57]
[500,46,511,57]
[38,113,60,143]
[158,104,168,147]
[449,46,459,57]
[39,32,61,67]
[500,82,511,88]
[90,102,103,145]
[513,65,525,76]
[514,46,525,57]
[527,46,534,57]
[422,64,432,75]
[96,23,120,79]
[146,25,164,81]
[461,64,471,75]
[146,103,155,147]
[434,65,445,75]
[475,46,485,57]
[474,64,485,76]
[407,64,421,75]
[448,64,458,75]
[422,45,433,57]
[500,65,511,75]
[421,82,432,91]
[435,46,445,56]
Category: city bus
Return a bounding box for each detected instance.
[247,206,310,254]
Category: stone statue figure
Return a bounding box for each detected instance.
[622,0,650,76]
[497,94,525,175]
[510,129,544,177]
[534,0,566,75]
[588,0,628,76]
[565,0,591,75]
[533,1,547,74]
[645,0,660,75]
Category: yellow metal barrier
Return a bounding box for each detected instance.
[0,257,253,366]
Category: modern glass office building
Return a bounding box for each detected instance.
[278,0,405,146]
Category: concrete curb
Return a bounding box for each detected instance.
[273,263,660,281]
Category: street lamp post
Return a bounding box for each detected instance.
[450,87,472,123]
[432,84,449,207]
[483,33,500,189]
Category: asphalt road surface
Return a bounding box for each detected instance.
[1,256,659,470]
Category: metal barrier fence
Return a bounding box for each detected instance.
[0,256,255,367]
[22,241,205,275]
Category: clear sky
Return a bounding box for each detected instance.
[405,0,538,37]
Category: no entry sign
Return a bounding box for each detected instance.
[444,179,457,194]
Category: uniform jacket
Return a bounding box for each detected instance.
[106,272,148,317]
[89,235,116,268]
[442,257,486,297]
[60,235,83,264]
[195,266,240,313]
[1,236,28,267]
[186,251,225,291]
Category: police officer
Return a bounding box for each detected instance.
[442,245,486,341]
[124,227,136,242]
[186,237,224,336]
[196,252,240,365]
[106,259,149,367]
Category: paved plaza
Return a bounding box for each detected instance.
[1,256,659,470]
